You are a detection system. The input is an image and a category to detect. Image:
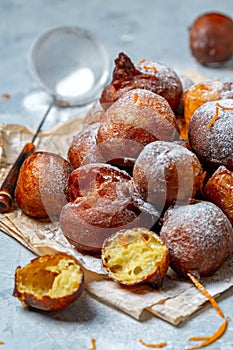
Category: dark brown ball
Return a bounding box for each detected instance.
[189,12,233,65]
[15,152,72,219]
[160,201,233,279]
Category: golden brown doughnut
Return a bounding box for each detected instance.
[133,141,203,211]
[15,151,72,219]
[183,80,233,125]
[66,162,132,202]
[67,123,105,169]
[60,163,158,255]
[160,201,233,279]
[188,99,233,170]
[97,88,178,167]
[204,166,233,225]
[83,100,105,126]
[100,52,182,111]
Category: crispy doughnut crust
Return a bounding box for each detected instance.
[183,81,233,125]
[133,141,203,210]
[204,166,233,225]
[160,201,233,279]
[97,89,178,166]
[67,123,105,169]
[83,100,105,126]
[61,163,158,255]
[100,52,182,111]
[189,12,233,65]
[15,151,72,219]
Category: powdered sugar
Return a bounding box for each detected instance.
[160,201,233,277]
[189,99,233,169]
[133,141,203,209]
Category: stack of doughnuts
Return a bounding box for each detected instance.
[15,52,233,284]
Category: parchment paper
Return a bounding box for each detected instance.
[0,109,232,325]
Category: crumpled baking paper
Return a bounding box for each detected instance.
[0,114,232,325]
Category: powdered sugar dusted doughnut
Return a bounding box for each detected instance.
[160,201,233,279]
[133,141,203,211]
[83,100,105,126]
[97,88,178,167]
[15,152,72,219]
[188,99,233,170]
[60,163,157,255]
[135,59,183,111]
[67,123,105,169]
[66,163,132,202]
[100,52,182,111]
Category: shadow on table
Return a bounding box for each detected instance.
[28,291,96,323]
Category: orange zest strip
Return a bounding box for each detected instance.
[139,338,167,348]
[143,65,157,74]
[1,93,10,99]
[205,103,220,129]
[140,235,153,251]
[186,317,229,350]
[187,273,224,318]
[188,336,210,341]
[89,337,96,350]
[134,93,139,104]
[206,102,233,129]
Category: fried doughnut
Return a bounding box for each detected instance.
[66,162,132,202]
[83,100,105,126]
[189,12,233,65]
[13,253,84,311]
[183,80,233,125]
[133,141,203,212]
[60,163,157,255]
[188,99,233,170]
[67,123,105,169]
[97,89,178,167]
[100,52,182,111]
[102,228,169,287]
[204,166,233,225]
[15,151,72,219]
[160,201,233,279]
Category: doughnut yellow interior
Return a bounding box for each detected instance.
[103,228,168,284]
